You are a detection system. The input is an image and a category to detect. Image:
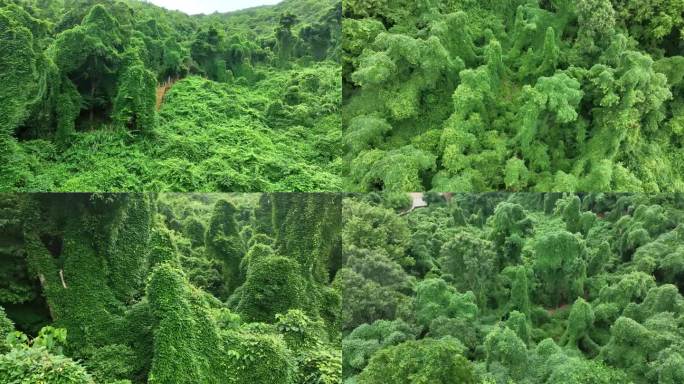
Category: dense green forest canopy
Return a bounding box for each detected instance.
[340,192,684,383]
[342,0,684,192]
[0,0,342,192]
[0,192,342,383]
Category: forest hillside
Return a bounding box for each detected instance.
[0,193,342,383]
[0,0,342,191]
[340,192,684,383]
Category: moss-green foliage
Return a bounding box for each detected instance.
[342,198,410,266]
[560,297,599,353]
[0,193,342,384]
[84,343,138,384]
[0,3,54,188]
[0,307,14,353]
[342,193,684,384]
[50,3,128,133]
[439,230,496,307]
[531,230,587,307]
[275,310,341,384]
[343,0,684,192]
[223,329,296,384]
[3,68,341,191]
[0,346,95,384]
[334,261,411,333]
[276,309,326,351]
[21,194,153,358]
[336,198,415,333]
[484,324,528,381]
[528,338,630,384]
[0,5,41,135]
[342,319,418,377]
[237,254,307,323]
[297,347,342,384]
[113,54,157,134]
[414,278,478,329]
[272,193,342,282]
[357,338,476,384]
[147,263,227,384]
[205,199,245,297]
[0,323,95,384]
[0,195,39,310]
[267,193,343,335]
[149,220,180,267]
[487,201,533,266]
[148,193,341,384]
[0,0,342,192]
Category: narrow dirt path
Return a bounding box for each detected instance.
[156,77,179,110]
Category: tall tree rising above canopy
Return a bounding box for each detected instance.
[343,0,684,192]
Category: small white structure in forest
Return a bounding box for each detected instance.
[400,193,428,215]
[410,193,428,210]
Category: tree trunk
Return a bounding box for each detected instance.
[90,82,96,124]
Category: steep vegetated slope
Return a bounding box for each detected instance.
[0,193,342,383]
[340,192,684,383]
[343,0,684,192]
[0,0,342,191]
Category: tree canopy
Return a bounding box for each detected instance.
[343,0,684,192]
[340,192,684,383]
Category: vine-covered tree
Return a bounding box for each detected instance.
[0,193,342,383]
[205,199,245,297]
[275,12,299,67]
[357,338,476,384]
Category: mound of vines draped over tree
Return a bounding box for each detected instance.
[340,192,684,383]
[0,0,342,191]
[342,0,684,192]
[0,193,342,383]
